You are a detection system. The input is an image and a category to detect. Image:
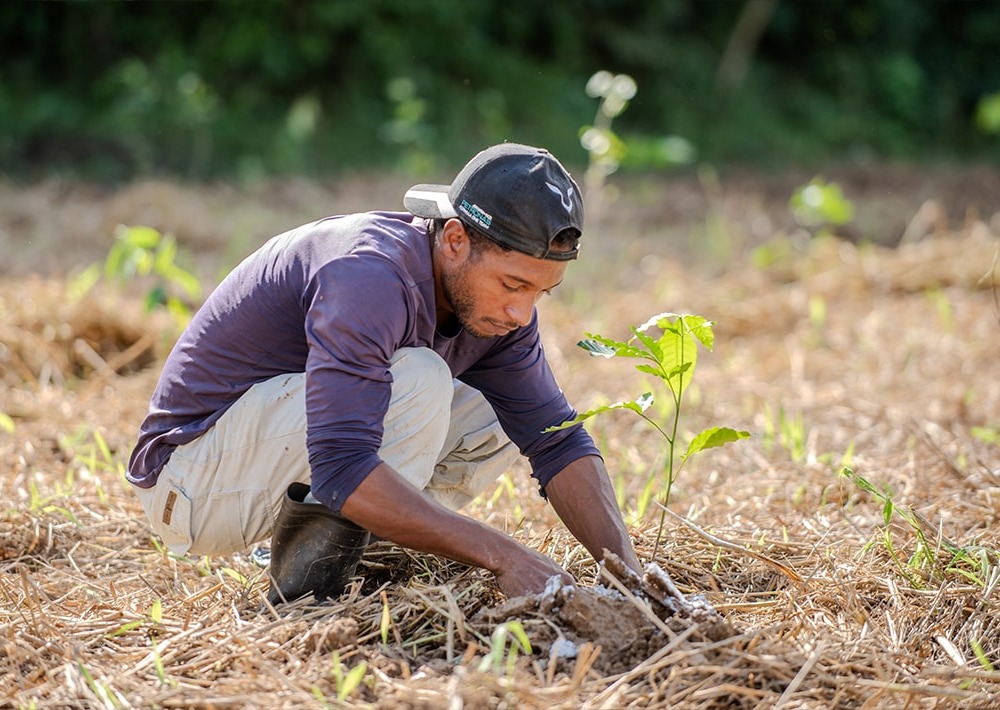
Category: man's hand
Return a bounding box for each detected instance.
[544,455,642,574]
[340,463,573,597]
[492,547,574,598]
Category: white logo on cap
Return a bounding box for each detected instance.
[546,181,573,214]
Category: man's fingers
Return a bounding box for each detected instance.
[495,561,574,597]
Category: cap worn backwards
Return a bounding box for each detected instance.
[403,143,584,261]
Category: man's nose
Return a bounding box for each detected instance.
[506,297,534,326]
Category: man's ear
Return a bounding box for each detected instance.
[440,218,470,261]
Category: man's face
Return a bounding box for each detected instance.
[440,226,568,339]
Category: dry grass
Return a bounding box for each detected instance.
[2,173,1000,708]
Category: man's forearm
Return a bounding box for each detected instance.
[544,455,642,573]
[339,462,573,596]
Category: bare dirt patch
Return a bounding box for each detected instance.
[478,553,740,678]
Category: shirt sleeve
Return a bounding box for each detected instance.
[302,255,411,510]
[458,311,600,494]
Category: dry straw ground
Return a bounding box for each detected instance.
[2,167,1000,708]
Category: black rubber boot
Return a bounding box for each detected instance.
[266,482,370,605]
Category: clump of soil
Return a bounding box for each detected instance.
[476,552,738,676]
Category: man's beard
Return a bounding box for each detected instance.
[441,265,494,339]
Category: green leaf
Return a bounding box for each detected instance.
[479,620,533,674]
[0,412,14,434]
[841,467,882,498]
[220,566,247,584]
[543,418,585,433]
[971,426,1000,445]
[104,240,129,280]
[506,620,533,654]
[153,233,178,275]
[635,311,681,333]
[595,394,655,417]
[543,393,654,432]
[166,297,193,325]
[68,263,102,301]
[578,334,648,360]
[664,362,693,381]
[971,638,997,671]
[682,315,715,350]
[93,430,112,466]
[164,264,203,300]
[380,597,391,644]
[683,427,751,460]
[790,178,855,227]
[139,249,157,277]
[634,364,664,379]
[145,285,167,311]
[338,661,368,701]
[882,498,894,525]
[121,225,163,250]
[658,325,698,398]
[630,325,662,362]
[105,619,144,638]
[577,337,618,358]
[631,392,656,410]
[310,686,328,704]
[975,91,1000,135]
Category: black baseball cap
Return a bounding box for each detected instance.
[403,143,584,261]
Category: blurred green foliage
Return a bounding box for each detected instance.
[71,224,202,330]
[1,0,998,182]
[790,178,855,229]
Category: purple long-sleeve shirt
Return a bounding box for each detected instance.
[126,211,598,511]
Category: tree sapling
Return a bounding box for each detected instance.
[549,312,750,557]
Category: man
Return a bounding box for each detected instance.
[127,142,641,604]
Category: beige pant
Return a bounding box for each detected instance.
[133,348,519,556]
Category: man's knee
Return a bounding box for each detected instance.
[378,348,454,488]
[389,347,453,413]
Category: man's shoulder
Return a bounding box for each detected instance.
[310,210,421,233]
[299,211,425,264]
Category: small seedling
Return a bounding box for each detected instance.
[26,476,79,523]
[976,91,1000,135]
[841,466,1000,589]
[971,426,1000,445]
[72,224,202,331]
[761,404,809,464]
[790,177,855,230]
[478,620,532,676]
[151,639,175,688]
[219,566,248,585]
[579,69,694,205]
[106,599,165,640]
[379,591,392,645]
[580,70,637,195]
[60,428,125,502]
[76,660,126,707]
[971,638,997,672]
[329,650,368,703]
[549,312,749,556]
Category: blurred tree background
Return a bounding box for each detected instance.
[2,0,998,183]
